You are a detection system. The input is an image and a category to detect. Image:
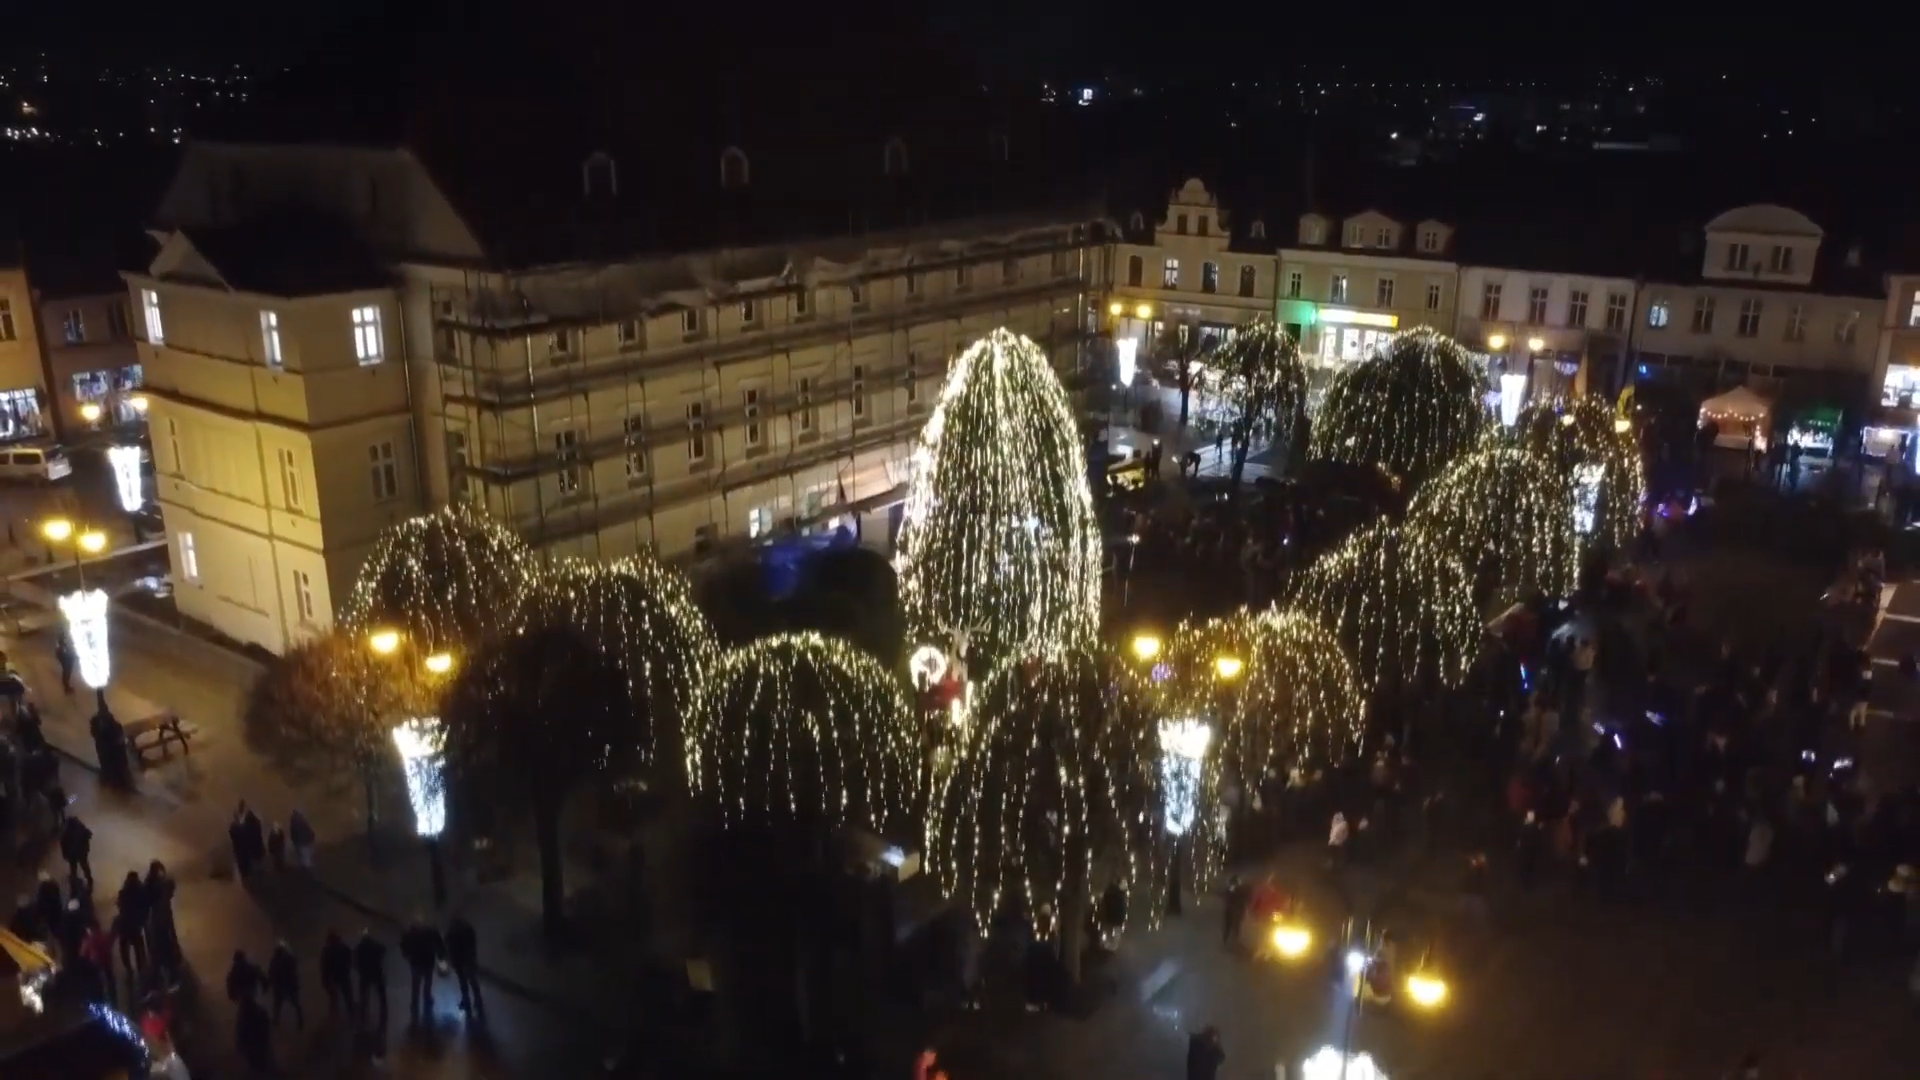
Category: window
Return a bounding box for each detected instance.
[292,569,315,624]
[351,304,385,365]
[687,402,708,462]
[250,309,282,368]
[617,319,641,346]
[0,300,22,342]
[1238,265,1257,298]
[164,417,181,473]
[1176,214,1189,235]
[1419,229,1441,253]
[1784,304,1805,342]
[1249,220,1266,240]
[955,264,972,290]
[794,289,812,318]
[883,138,909,177]
[720,147,749,189]
[852,364,867,418]
[1303,219,1325,245]
[1566,290,1589,328]
[624,414,647,478]
[1345,224,1363,247]
[178,531,198,583]
[906,267,922,298]
[277,447,302,512]
[1375,227,1392,249]
[1604,293,1628,331]
[1376,276,1395,307]
[1286,270,1302,299]
[1769,245,1794,273]
[681,308,701,336]
[1127,255,1144,287]
[446,431,472,502]
[141,288,163,344]
[1908,289,1920,328]
[1690,296,1716,334]
[1736,298,1762,337]
[1197,217,1209,238]
[1527,286,1549,325]
[1426,281,1443,311]
[1330,274,1349,304]
[63,309,84,344]
[1163,259,1180,288]
[106,301,131,340]
[369,441,398,502]
[794,376,817,430]
[1647,299,1671,328]
[1725,242,1750,271]
[1002,258,1019,285]
[547,330,573,359]
[849,281,867,308]
[1201,262,1219,294]
[1837,311,1859,345]
[743,387,763,448]
[1480,282,1502,320]
[905,353,920,405]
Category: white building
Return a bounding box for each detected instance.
[1109,178,1278,352]
[1453,267,1638,401]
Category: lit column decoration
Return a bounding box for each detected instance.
[1499,372,1528,427]
[1571,463,1605,536]
[1156,718,1211,836]
[1301,1046,1389,1080]
[391,717,449,907]
[107,445,144,512]
[1515,395,1648,559]
[1115,337,1139,387]
[58,589,111,689]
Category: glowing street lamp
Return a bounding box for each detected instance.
[1486,333,1507,351]
[1526,336,1545,353]
[78,402,103,425]
[41,518,73,544]
[367,628,402,656]
[1301,1046,1389,1080]
[107,446,144,512]
[128,395,150,415]
[391,717,449,908]
[1107,300,1124,317]
[1212,654,1243,680]
[1134,302,1152,320]
[423,651,455,676]
[1130,633,1163,662]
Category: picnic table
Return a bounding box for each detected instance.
[122,713,197,766]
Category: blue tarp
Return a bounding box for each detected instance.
[758,527,858,598]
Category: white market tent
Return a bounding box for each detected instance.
[1699,385,1773,449]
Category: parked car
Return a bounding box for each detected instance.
[0,445,72,483]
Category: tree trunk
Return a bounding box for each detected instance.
[361,766,379,853]
[1060,846,1091,991]
[535,799,566,942]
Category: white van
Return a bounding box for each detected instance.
[0,445,72,482]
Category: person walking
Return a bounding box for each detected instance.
[1221,876,1249,949]
[229,805,254,879]
[54,632,76,695]
[445,915,484,1019]
[354,929,389,1029]
[143,861,179,987]
[320,931,354,1017]
[268,940,303,1030]
[400,917,445,1023]
[1185,1025,1225,1080]
[288,810,315,870]
[266,821,287,872]
[236,993,274,1074]
[225,949,265,1004]
[58,814,94,889]
[110,902,147,996]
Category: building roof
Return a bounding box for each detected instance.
[178,215,391,296]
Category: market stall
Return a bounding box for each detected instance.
[1698,386,1773,450]
[1786,405,1841,458]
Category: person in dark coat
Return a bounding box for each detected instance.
[236,994,274,1073]
[354,930,389,1028]
[1222,876,1251,948]
[399,918,445,1022]
[225,949,265,1003]
[110,905,146,992]
[287,810,316,869]
[268,940,302,1029]
[266,822,286,872]
[9,893,40,941]
[58,815,94,888]
[143,861,179,982]
[54,633,76,694]
[1185,1025,1225,1080]
[444,915,484,1018]
[33,871,63,937]
[319,931,354,1016]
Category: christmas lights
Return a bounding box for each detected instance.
[340,503,530,653]
[896,328,1102,667]
[107,445,143,512]
[391,718,447,837]
[1514,395,1647,559]
[58,588,111,688]
[1290,524,1479,692]
[515,555,716,780]
[688,631,920,835]
[1407,445,1576,610]
[1310,328,1489,489]
[1214,321,1307,485]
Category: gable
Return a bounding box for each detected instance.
[148,232,228,288]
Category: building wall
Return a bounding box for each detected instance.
[1631,283,1875,376]
[1274,248,1460,362]
[36,291,143,437]
[0,267,51,441]
[1455,268,1639,394]
[1110,180,1276,336]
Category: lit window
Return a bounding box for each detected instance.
[63,309,85,344]
[686,402,707,462]
[260,310,283,367]
[1163,259,1180,288]
[178,531,199,583]
[1647,299,1671,328]
[369,440,398,502]
[277,447,302,511]
[743,388,763,448]
[141,288,164,344]
[624,415,647,478]
[554,430,580,494]
[796,377,816,433]
[352,304,384,365]
[1908,290,1920,328]
[292,569,315,624]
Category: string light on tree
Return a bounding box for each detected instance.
[689,632,920,835]
[1290,524,1479,693]
[1514,395,1647,558]
[340,503,530,653]
[1407,445,1577,610]
[895,328,1102,668]
[1310,328,1489,490]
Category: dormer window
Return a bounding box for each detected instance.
[720,147,750,190]
[1769,245,1794,273]
[1419,229,1441,253]
[1725,242,1750,272]
[582,152,617,197]
[1302,219,1325,245]
[1345,224,1364,247]
[989,130,1010,162]
[1249,220,1266,241]
[884,138,910,177]
[1128,211,1147,233]
[1375,228,1392,249]
[1197,216,1210,238]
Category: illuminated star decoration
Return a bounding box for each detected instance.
[514,554,717,783]
[895,328,1102,669]
[1310,327,1489,490]
[1513,395,1647,560]
[340,503,530,653]
[688,632,920,835]
[1290,523,1479,694]
[1407,444,1577,612]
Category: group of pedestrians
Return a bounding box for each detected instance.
[228,800,316,879]
[7,837,185,1008]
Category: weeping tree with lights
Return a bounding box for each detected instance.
[895,328,1102,669]
[339,502,531,652]
[1515,395,1647,565]
[441,625,633,942]
[514,555,716,793]
[687,632,920,1055]
[1290,523,1481,708]
[1407,445,1577,613]
[1310,328,1489,490]
[1215,320,1308,494]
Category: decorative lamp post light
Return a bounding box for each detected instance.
[78,401,103,427]
[107,445,144,513]
[44,518,111,710]
[391,716,449,908]
[1157,716,1213,916]
[1300,1045,1389,1080]
[1130,633,1162,662]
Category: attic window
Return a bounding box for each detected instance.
[1128,211,1146,232]
[884,138,910,178]
[720,147,750,190]
[1249,220,1266,240]
[583,152,618,197]
[989,130,1010,162]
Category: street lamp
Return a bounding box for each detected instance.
[78,402,102,425]
[423,651,455,676]
[1486,333,1507,351]
[1134,302,1152,320]
[1130,633,1162,662]
[44,517,113,711]
[1212,654,1243,680]
[367,628,401,656]
[1527,336,1545,353]
[128,395,149,416]
[1301,1046,1389,1080]
[1107,301,1124,317]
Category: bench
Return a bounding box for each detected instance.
[122,714,197,766]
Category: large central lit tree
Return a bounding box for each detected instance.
[895,328,1101,666]
[1407,445,1577,612]
[1215,320,1308,491]
[1310,328,1489,490]
[1290,523,1480,694]
[1515,395,1647,561]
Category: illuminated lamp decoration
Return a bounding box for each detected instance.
[1515,394,1647,559]
[339,503,531,654]
[1310,327,1489,491]
[1116,337,1139,386]
[688,632,920,834]
[895,328,1101,669]
[1301,1047,1389,1080]
[391,718,447,838]
[58,588,112,689]
[1572,463,1604,536]
[107,445,144,512]
[1499,372,1528,427]
[1156,718,1212,836]
[1290,523,1479,693]
[1407,445,1577,610]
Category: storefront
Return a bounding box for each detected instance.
[1275,301,1401,411]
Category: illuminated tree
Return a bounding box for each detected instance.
[1290,523,1480,694]
[688,632,920,834]
[1310,328,1489,489]
[515,555,716,788]
[1215,321,1308,491]
[1408,445,1577,611]
[1515,395,1647,560]
[340,503,530,653]
[895,328,1101,666]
